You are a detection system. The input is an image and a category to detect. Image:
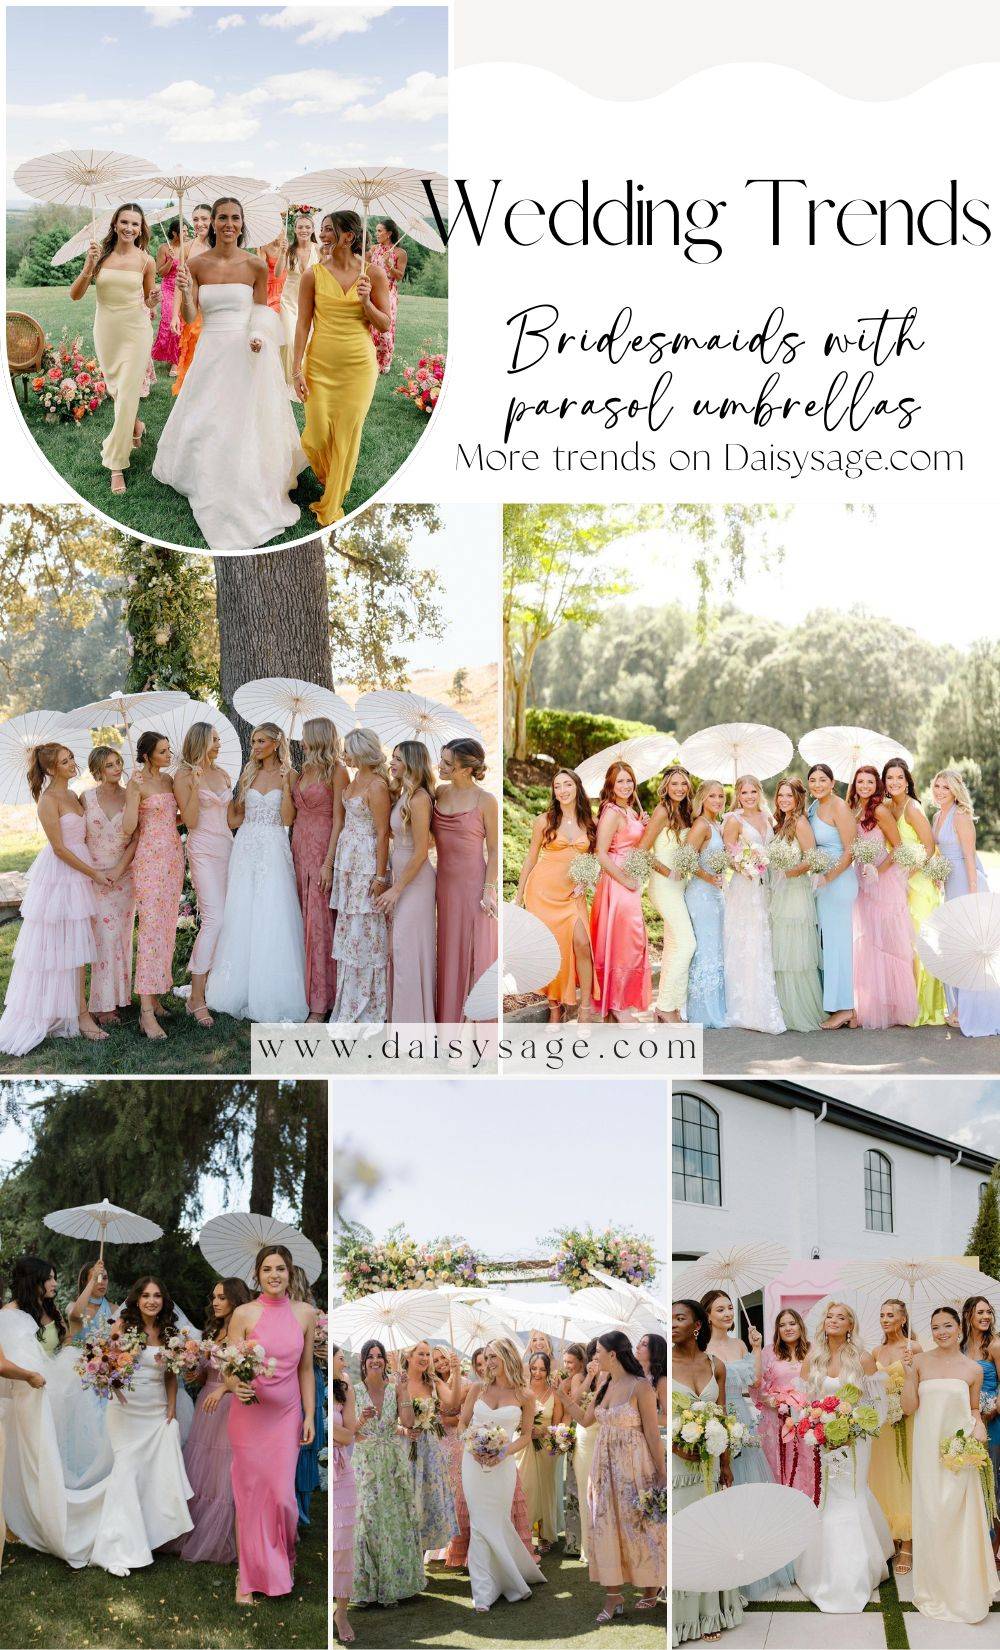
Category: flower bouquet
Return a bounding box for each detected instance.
[883,1365,909,1477]
[852,836,882,882]
[669,842,702,883]
[543,1421,577,1457]
[730,839,770,882]
[631,1483,669,1524]
[703,847,730,879]
[75,1325,145,1403]
[924,852,952,888]
[31,330,108,425]
[805,846,834,890]
[671,1390,749,1494]
[464,1420,509,1469]
[568,851,601,897]
[409,1394,445,1459]
[314,1310,328,1354]
[547,1224,656,1289]
[157,1330,206,1380]
[783,1383,881,1504]
[894,841,927,874]
[767,837,802,875]
[620,846,654,890]
[396,351,445,414]
[211,1338,278,1405]
[940,1429,999,1523]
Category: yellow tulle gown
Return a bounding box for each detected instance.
[93,268,151,472]
[898,814,947,1025]
[868,1360,913,1539]
[302,262,378,525]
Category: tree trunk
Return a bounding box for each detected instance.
[511,636,539,761]
[300,1083,328,1257]
[249,1083,280,1215]
[214,546,332,761]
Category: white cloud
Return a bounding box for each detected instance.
[167,113,260,143]
[145,6,193,25]
[344,70,448,125]
[8,80,261,146]
[214,12,245,30]
[259,68,377,116]
[100,34,118,44]
[259,6,390,45]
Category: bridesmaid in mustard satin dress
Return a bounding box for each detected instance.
[122,731,184,1042]
[174,723,234,1030]
[882,759,948,1026]
[516,768,597,1021]
[639,767,696,1023]
[870,1300,921,1575]
[433,739,499,1024]
[292,211,391,525]
[70,203,156,497]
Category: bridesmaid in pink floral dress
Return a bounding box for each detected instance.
[329,1347,358,1644]
[751,1308,814,1498]
[290,718,346,1021]
[590,764,652,1019]
[376,741,437,1023]
[434,739,499,1024]
[368,221,407,373]
[175,723,233,1028]
[82,746,137,1024]
[123,731,184,1041]
[847,766,918,1030]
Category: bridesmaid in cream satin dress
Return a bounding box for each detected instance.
[174,724,234,1029]
[639,767,696,1023]
[903,1306,1000,1624]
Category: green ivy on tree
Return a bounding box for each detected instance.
[119,537,219,699]
[967,1165,1000,1281]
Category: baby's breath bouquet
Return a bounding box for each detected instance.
[669,842,702,882]
[805,847,833,877]
[703,847,729,878]
[567,852,601,896]
[767,837,802,875]
[924,853,952,887]
[851,837,882,881]
[620,847,654,889]
[894,841,927,874]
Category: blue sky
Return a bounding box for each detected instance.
[812,1079,1000,1160]
[7,6,447,203]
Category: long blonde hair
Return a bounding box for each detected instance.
[391,740,436,827]
[343,727,390,786]
[807,1300,867,1393]
[237,721,291,801]
[733,773,765,814]
[180,720,217,773]
[486,1337,528,1395]
[301,717,342,789]
[691,780,725,822]
[934,768,977,820]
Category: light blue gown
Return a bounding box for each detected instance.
[934,807,1000,1035]
[57,1297,115,1489]
[726,1351,796,1596]
[808,804,857,1012]
[977,1356,1000,1538]
[684,823,728,1028]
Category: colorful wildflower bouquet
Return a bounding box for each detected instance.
[157,1329,206,1381]
[75,1325,145,1403]
[31,330,108,424]
[568,852,601,896]
[940,1429,999,1523]
[546,1223,656,1289]
[671,1390,750,1493]
[409,1394,445,1460]
[211,1338,278,1405]
[464,1420,509,1469]
[543,1421,577,1457]
[396,351,444,414]
[783,1383,881,1503]
[337,1223,483,1298]
[730,839,770,881]
[631,1483,669,1524]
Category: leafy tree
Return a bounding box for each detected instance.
[120,538,219,700]
[326,504,444,688]
[0,578,126,710]
[0,505,121,640]
[918,640,1000,841]
[531,602,695,726]
[967,1166,1000,1281]
[14,227,83,286]
[452,667,469,702]
[8,204,89,281]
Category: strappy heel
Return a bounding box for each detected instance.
[596,1594,624,1623]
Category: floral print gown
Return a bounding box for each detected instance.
[330,792,389,1023]
[406,1390,459,1551]
[588,1383,666,1588]
[351,1382,426,1605]
[133,793,184,995]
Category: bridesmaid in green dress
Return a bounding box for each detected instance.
[769,777,824,1031]
[351,1339,426,1606]
[672,1300,744,1645]
[11,1256,67,1356]
[882,759,947,1026]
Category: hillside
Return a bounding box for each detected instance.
[339,662,499,795]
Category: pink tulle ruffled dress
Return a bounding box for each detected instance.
[228,1294,304,1597]
[0,810,97,1057]
[851,822,918,1030]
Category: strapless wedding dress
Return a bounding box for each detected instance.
[796,1375,893,1612]
[152,283,307,551]
[89,1346,193,1576]
[206,788,308,1022]
[460,1398,545,1610]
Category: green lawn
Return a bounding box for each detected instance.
[7,283,445,549]
[0,831,41,874]
[0,1499,327,1650]
[352,1551,665,1648]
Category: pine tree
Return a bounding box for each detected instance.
[452,667,469,702]
[966,1165,1000,1280]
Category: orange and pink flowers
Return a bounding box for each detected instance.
[74,1325,145,1403]
[31,330,109,426]
[396,351,445,414]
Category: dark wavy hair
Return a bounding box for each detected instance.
[8,1255,66,1342]
[322,210,363,255]
[562,1341,586,1370]
[806,762,835,785]
[330,1342,348,1405]
[95,203,151,275]
[882,757,918,800]
[847,764,885,832]
[640,1332,669,1385]
[379,217,400,245]
[673,1298,711,1352]
[528,1350,552,1379]
[599,760,643,820]
[162,217,182,245]
[208,196,245,248]
[930,1305,961,1330]
[204,1276,253,1341]
[541,768,596,851]
[700,1288,734,1327]
[594,1329,646,1405]
[136,729,168,766]
[359,1338,388,1375]
[118,1276,178,1339]
[961,1295,997,1359]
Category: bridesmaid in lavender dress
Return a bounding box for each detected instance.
[175,724,233,1029]
[82,746,137,1025]
[327,728,391,1024]
[173,1276,252,1564]
[122,731,185,1041]
[291,718,347,1021]
[376,741,437,1023]
[932,769,1000,1035]
[847,766,917,1029]
[433,739,499,1023]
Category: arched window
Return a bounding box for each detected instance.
[864,1149,893,1233]
[673,1092,721,1206]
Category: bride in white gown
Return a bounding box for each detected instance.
[152,196,307,552]
[90,1277,194,1576]
[796,1302,893,1612]
[458,1338,546,1613]
[206,724,309,1023]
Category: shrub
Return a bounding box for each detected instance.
[524,707,663,770]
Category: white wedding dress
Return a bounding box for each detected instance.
[723,812,786,1034]
[796,1376,894,1612]
[89,1346,193,1576]
[461,1400,545,1610]
[152,284,307,551]
[205,788,309,1022]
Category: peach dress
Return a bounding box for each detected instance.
[587,1384,666,1588]
[523,833,595,1006]
[589,808,652,1015]
[185,790,233,976]
[433,805,498,1024]
[133,793,184,995]
[82,791,135,1014]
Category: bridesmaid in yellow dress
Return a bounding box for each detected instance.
[292,211,390,525]
[883,758,947,1025]
[870,1299,922,1574]
[639,766,697,1023]
[70,203,156,497]
[519,1353,563,1551]
[515,768,597,1022]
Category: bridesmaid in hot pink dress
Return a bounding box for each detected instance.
[290,719,346,1021]
[173,1276,251,1564]
[152,223,182,368]
[751,1308,814,1498]
[847,766,918,1030]
[433,739,499,1024]
[590,763,652,1018]
[376,742,437,1023]
[368,221,407,373]
[175,723,233,1029]
[82,745,137,1024]
[224,1245,317,1604]
[123,731,184,1041]
[329,1346,358,1644]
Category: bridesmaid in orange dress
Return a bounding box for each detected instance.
[122,730,184,1042]
[171,204,212,396]
[261,233,288,313]
[375,741,437,1024]
[367,220,407,373]
[174,723,234,1029]
[82,746,137,1026]
[558,1330,667,1624]
[516,767,598,1022]
[290,718,346,1022]
[433,739,499,1024]
[589,763,652,1021]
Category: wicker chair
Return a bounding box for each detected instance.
[6,311,47,403]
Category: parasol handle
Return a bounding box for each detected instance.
[177,189,186,268]
[121,704,135,765]
[447,1296,454,1353]
[361,212,369,275]
[90,191,97,250]
[98,1230,106,1263]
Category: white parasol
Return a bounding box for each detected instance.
[429,1286,517,1355]
[673,1483,820,1593]
[464,960,499,1021]
[327,1287,448,1354]
[798,725,914,786]
[51,204,180,268]
[13,148,160,242]
[575,732,680,799]
[677,722,793,787]
[116,170,271,266]
[197,1212,322,1289]
[588,1265,669,1328]
[124,700,242,785]
[916,894,1000,995]
[62,689,189,762]
[44,1197,163,1262]
[278,165,448,268]
[484,1295,613,1347]
[672,1240,791,1326]
[352,691,480,763]
[0,711,95,805]
[232,677,355,742]
[839,1256,1000,1350]
[234,186,290,251]
[394,210,446,254]
[502,902,560,995]
[567,1285,664,1337]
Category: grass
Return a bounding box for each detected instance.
[0,1498,327,1649]
[351,1551,666,1648]
[0,831,40,873]
[7,283,446,549]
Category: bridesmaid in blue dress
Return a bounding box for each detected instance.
[961,1295,1000,1554]
[807,763,858,1029]
[684,781,728,1027]
[932,770,1000,1036]
[291,1268,327,1526]
[61,1258,116,1489]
